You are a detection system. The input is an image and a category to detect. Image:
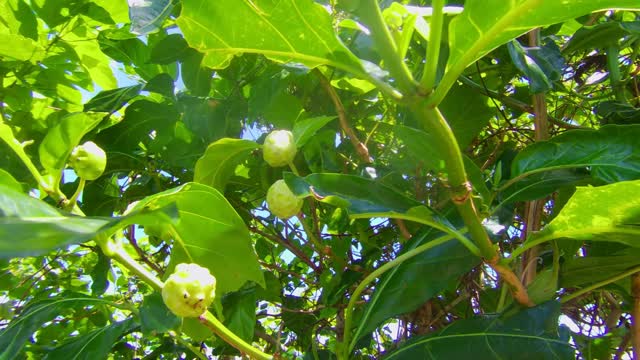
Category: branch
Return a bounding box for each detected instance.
[249,226,321,273]
[632,273,640,360]
[314,70,371,163]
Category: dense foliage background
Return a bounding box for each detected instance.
[1,0,640,359]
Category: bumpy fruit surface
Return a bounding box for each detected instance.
[263,130,296,167]
[162,263,216,318]
[266,180,303,219]
[69,141,106,180]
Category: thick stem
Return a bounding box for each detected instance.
[521,29,548,287]
[200,311,272,360]
[411,105,533,307]
[356,0,418,94]
[420,0,445,91]
[632,273,640,360]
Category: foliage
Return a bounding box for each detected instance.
[1,0,640,359]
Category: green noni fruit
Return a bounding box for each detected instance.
[69,141,106,180]
[162,263,217,318]
[266,179,303,219]
[263,130,296,167]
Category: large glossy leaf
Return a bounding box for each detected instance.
[530,180,640,247]
[502,125,640,200]
[38,112,106,185]
[285,172,419,214]
[194,138,259,191]
[139,293,181,335]
[293,116,337,148]
[128,0,173,35]
[435,0,640,104]
[283,173,457,235]
[352,228,480,344]
[43,318,137,360]
[564,21,640,54]
[560,254,640,289]
[177,0,368,77]
[0,295,129,360]
[0,184,177,258]
[0,33,44,62]
[384,301,573,359]
[130,183,264,295]
[84,85,143,113]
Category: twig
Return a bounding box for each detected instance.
[314,69,371,163]
[632,273,640,360]
[249,226,321,273]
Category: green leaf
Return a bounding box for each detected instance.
[353,228,480,344]
[139,292,181,335]
[63,24,117,91]
[214,287,257,354]
[0,295,131,360]
[194,138,260,191]
[129,0,174,35]
[293,116,337,148]
[38,112,106,185]
[560,254,640,289]
[90,250,111,295]
[150,33,190,64]
[507,40,553,94]
[384,301,573,359]
[84,85,143,113]
[436,0,640,104]
[130,183,265,295]
[0,33,44,62]
[564,21,640,54]
[0,184,178,258]
[43,318,137,360]
[509,125,640,185]
[439,81,494,148]
[176,0,367,77]
[0,168,21,192]
[95,100,179,153]
[0,0,38,40]
[532,180,640,247]
[284,172,421,215]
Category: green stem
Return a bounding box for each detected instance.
[65,178,86,211]
[606,45,627,103]
[0,123,52,193]
[561,265,640,304]
[411,105,532,307]
[420,0,445,91]
[411,105,495,260]
[356,0,417,94]
[200,311,272,360]
[288,161,300,176]
[342,233,455,356]
[101,236,273,359]
[172,333,208,360]
[106,239,165,291]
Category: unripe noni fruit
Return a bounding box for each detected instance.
[266,179,303,219]
[69,141,106,180]
[263,130,296,167]
[162,263,216,318]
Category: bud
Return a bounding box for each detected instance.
[263,130,296,167]
[69,141,106,180]
[266,179,303,219]
[162,263,217,318]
